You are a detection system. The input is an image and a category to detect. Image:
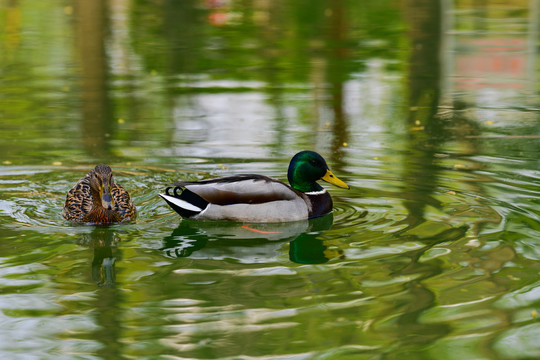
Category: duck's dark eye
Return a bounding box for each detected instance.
[310,159,317,166]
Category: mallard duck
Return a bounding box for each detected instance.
[62,164,136,224]
[159,151,349,222]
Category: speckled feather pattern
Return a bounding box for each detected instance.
[110,182,135,220]
[62,168,136,224]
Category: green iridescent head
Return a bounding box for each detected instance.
[287,151,349,193]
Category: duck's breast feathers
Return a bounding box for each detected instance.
[305,190,333,218]
[171,174,303,205]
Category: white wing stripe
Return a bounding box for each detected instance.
[160,193,203,212]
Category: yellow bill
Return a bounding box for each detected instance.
[322,169,349,189]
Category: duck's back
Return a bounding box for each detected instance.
[178,174,302,204]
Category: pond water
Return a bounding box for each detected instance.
[2,0,540,359]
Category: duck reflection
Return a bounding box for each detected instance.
[289,215,341,264]
[161,214,338,264]
[79,227,119,287]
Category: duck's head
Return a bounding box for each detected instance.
[287,151,349,193]
[89,164,115,210]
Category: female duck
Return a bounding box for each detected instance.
[160,151,349,223]
[62,164,136,224]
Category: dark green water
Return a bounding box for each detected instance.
[1,0,540,359]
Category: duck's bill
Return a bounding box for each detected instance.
[322,170,349,189]
[100,186,115,209]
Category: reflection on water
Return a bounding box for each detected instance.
[289,214,340,264]
[162,214,338,264]
[76,0,114,158]
[1,0,540,359]
[80,227,119,287]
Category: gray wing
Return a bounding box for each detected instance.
[174,175,302,205]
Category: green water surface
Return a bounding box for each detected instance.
[1,0,540,359]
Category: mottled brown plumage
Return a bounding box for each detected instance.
[62,164,136,224]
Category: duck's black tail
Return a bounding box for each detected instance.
[159,187,209,218]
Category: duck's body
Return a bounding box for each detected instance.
[160,151,348,223]
[62,164,136,224]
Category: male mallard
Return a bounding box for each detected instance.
[159,151,349,222]
[62,164,136,224]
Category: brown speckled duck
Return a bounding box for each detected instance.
[62,164,136,224]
